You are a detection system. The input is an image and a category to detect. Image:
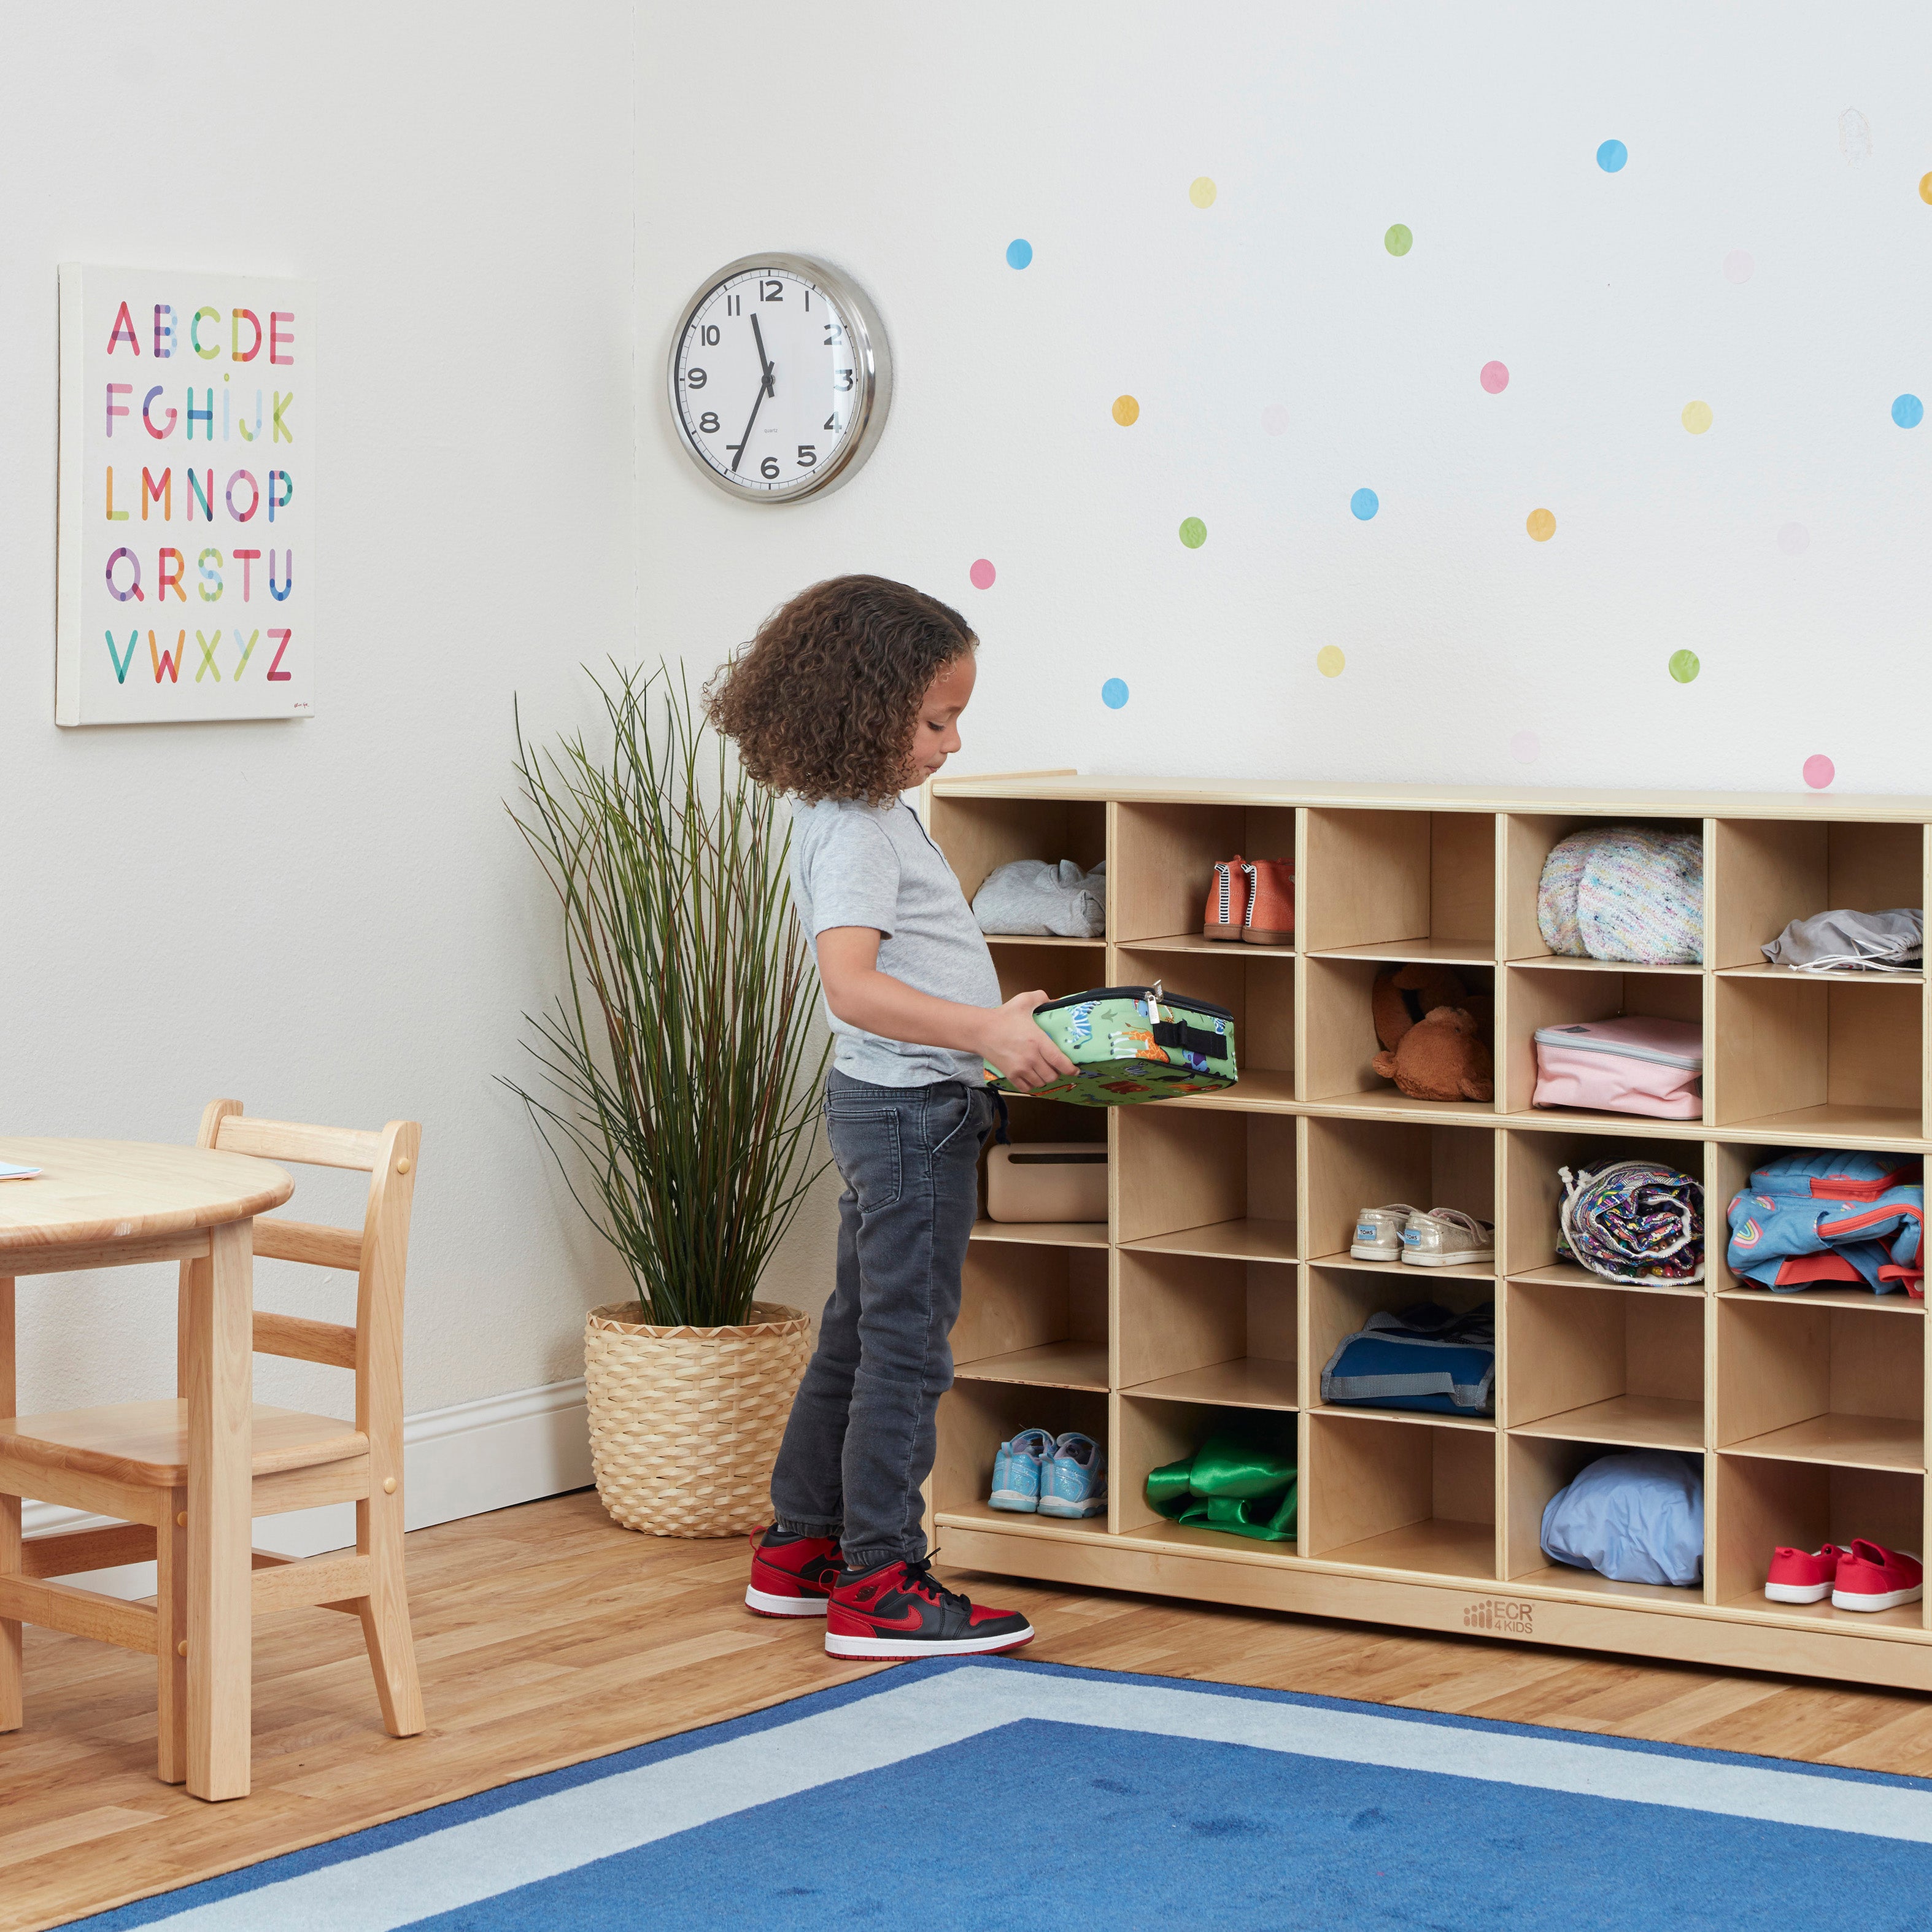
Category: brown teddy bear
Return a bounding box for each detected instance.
[1370,964,1495,1103]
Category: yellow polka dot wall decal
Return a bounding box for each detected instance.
[1189,176,1217,208]
[1526,508,1556,541]
[1682,399,1714,434]
[1921,172,1932,204]
[1111,395,1140,426]
[1316,646,1346,678]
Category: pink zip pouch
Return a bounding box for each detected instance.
[1532,1016,1704,1119]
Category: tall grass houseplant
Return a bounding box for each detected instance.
[506,664,829,1536]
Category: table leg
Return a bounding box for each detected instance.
[186,1219,252,1800]
[1,1277,19,1735]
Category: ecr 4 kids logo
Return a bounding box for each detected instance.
[1463,1598,1536,1636]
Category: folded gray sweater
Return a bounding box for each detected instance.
[972,859,1107,938]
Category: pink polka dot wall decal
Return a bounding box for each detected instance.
[1724,250,1755,283]
[968,558,996,590]
[1804,754,1836,790]
[1480,361,1509,394]
[1260,404,1289,436]
[1777,522,1810,555]
[1511,730,1539,764]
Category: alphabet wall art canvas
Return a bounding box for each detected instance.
[55,265,315,724]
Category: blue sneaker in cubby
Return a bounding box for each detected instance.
[1038,1432,1108,1518]
[989,1427,1056,1512]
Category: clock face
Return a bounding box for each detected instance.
[668,257,888,502]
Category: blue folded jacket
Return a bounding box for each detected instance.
[1726,1149,1923,1297]
[1541,1450,1703,1587]
[1320,1302,1495,1416]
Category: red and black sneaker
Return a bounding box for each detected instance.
[744,1526,843,1618]
[824,1553,1035,1658]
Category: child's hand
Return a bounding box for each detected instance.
[980,991,1079,1091]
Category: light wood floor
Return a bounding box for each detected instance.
[9,1491,1932,1931]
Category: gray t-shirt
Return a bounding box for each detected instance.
[789,797,1001,1086]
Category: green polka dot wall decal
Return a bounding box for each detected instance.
[1385,224,1413,257]
[1669,649,1701,684]
[1178,517,1207,548]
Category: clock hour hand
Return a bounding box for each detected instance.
[750,313,776,398]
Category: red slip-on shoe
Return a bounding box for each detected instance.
[824,1554,1035,1659]
[1764,1544,1846,1604]
[1831,1540,1924,1613]
[745,1526,842,1618]
[1204,857,1248,941]
[1240,858,1296,945]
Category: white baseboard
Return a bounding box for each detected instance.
[20,1377,593,1601]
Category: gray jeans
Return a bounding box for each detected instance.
[771,1070,996,1571]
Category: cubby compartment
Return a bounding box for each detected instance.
[1709,1141,1925,1310]
[1115,1103,1296,1262]
[1305,1116,1495,1271]
[1711,975,1923,1141]
[1502,813,1706,966]
[922,789,1108,947]
[1109,800,1296,956]
[1505,1438,1706,1602]
[985,939,1108,1007]
[1712,1456,1924,1626]
[1303,956,1496,1116]
[1503,964,1704,1124]
[1117,1249,1296,1410]
[1502,1126,1707,1289]
[953,1240,1108,1393]
[1301,808,1495,962]
[1304,1411,1496,1577]
[1506,1277,1704,1450]
[932,1380,1112,1537]
[1114,1396,1301,1551]
[1308,1264,1494,1423]
[1716,1297,1923,1470]
[1711,817,1926,980]
[1111,941,1293,1108]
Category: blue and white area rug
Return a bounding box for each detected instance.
[70,1657,1932,1930]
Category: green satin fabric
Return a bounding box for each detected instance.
[1145,1429,1297,1542]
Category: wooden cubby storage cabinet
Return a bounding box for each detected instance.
[921,774,1932,1690]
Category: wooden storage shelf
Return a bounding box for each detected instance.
[925,773,1932,1690]
[980,935,1107,950]
[1723,1416,1923,1472]
[1118,1219,1297,1264]
[970,1219,1110,1250]
[954,1340,1110,1393]
[1124,1357,1298,1410]
[1510,1394,1703,1453]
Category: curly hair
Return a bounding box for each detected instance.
[704,576,976,805]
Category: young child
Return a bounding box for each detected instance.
[706,574,1076,1658]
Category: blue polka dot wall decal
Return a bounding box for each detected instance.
[1598,139,1628,172]
[1102,678,1129,709]
[1351,488,1379,520]
[1005,239,1032,270]
[1894,393,1923,428]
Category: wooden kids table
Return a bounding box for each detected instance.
[0,1138,293,1799]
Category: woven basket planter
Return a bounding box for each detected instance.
[582,1300,811,1537]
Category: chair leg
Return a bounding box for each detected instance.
[355,1490,423,1737]
[156,1488,189,1783]
[1,1278,20,1735]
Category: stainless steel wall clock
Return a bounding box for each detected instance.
[668,253,892,503]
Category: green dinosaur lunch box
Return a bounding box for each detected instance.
[986,983,1239,1105]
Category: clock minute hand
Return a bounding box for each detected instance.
[728,376,768,474]
[729,314,779,474]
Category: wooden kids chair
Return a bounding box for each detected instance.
[0,1100,424,1782]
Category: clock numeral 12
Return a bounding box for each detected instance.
[759,279,783,303]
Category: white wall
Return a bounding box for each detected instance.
[638,1,1932,799]
[1,2,639,1424]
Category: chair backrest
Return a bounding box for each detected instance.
[183,1099,422,1445]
